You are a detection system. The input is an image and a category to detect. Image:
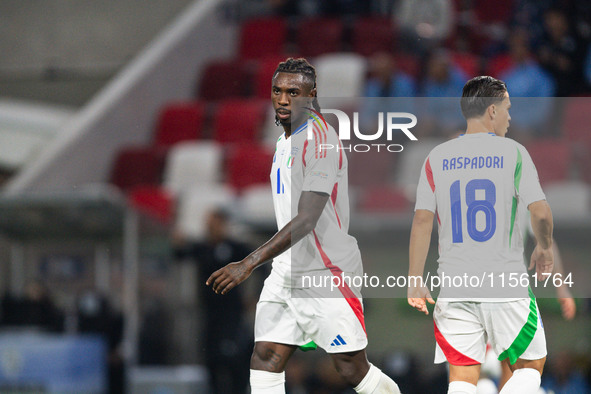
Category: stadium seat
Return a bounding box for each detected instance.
[153,101,206,149]
[357,185,410,213]
[162,141,223,196]
[212,99,267,144]
[239,185,276,225]
[451,52,480,77]
[395,54,420,78]
[543,181,591,222]
[238,18,287,59]
[296,18,344,58]
[110,146,166,192]
[225,143,273,192]
[395,138,446,200]
[253,55,292,99]
[128,185,174,224]
[315,53,368,98]
[485,54,513,78]
[561,98,591,143]
[174,184,235,240]
[197,59,253,100]
[526,139,571,185]
[351,17,396,57]
[348,148,397,188]
[474,0,514,24]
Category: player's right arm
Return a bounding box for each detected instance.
[206,190,329,295]
[408,209,436,315]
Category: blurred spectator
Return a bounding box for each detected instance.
[395,0,454,54]
[585,43,591,88]
[359,52,417,132]
[419,49,467,136]
[537,7,587,96]
[0,280,64,332]
[365,52,417,98]
[542,351,591,393]
[75,291,125,394]
[174,208,254,394]
[499,28,556,140]
[422,49,467,97]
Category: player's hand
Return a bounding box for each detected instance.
[206,260,253,295]
[558,297,576,320]
[408,286,435,315]
[529,244,554,282]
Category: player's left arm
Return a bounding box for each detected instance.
[207,191,329,294]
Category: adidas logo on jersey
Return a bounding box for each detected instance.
[330,335,347,347]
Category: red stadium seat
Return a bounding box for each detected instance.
[110,146,166,192]
[213,99,267,144]
[153,101,206,148]
[561,98,591,143]
[349,149,396,188]
[395,54,420,78]
[198,59,253,100]
[239,18,287,59]
[451,52,480,77]
[296,18,344,58]
[474,0,514,24]
[253,55,292,99]
[526,139,571,185]
[357,185,410,213]
[352,17,396,57]
[128,185,173,224]
[226,144,274,192]
[485,54,514,78]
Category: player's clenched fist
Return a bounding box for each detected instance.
[206,260,253,295]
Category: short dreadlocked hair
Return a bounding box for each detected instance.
[273,58,316,89]
[273,57,321,112]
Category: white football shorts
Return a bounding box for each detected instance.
[433,298,547,365]
[254,279,368,353]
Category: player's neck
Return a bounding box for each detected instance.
[283,126,292,138]
[465,118,493,135]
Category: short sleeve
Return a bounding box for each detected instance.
[301,128,339,195]
[517,146,546,207]
[414,156,437,213]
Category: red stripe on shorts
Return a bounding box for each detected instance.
[313,231,366,334]
[433,320,479,365]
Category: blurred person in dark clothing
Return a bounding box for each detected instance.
[76,291,125,394]
[174,208,254,394]
[537,7,587,96]
[0,280,64,332]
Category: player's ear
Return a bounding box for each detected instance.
[309,88,317,98]
[488,104,496,119]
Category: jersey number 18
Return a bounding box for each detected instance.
[450,179,496,243]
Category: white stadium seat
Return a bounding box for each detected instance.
[315,53,368,98]
[174,184,235,241]
[163,141,223,196]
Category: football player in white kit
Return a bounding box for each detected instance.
[208,58,400,394]
[407,76,554,394]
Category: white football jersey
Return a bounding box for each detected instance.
[269,112,362,288]
[415,133,546,299]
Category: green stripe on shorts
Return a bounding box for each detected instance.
[498,287,538,364]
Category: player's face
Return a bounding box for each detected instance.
[272,72,316,128]
[492,92,511,137]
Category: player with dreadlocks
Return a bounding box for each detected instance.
[208,58,401,393]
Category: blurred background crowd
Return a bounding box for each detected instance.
[0,0,589,393]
